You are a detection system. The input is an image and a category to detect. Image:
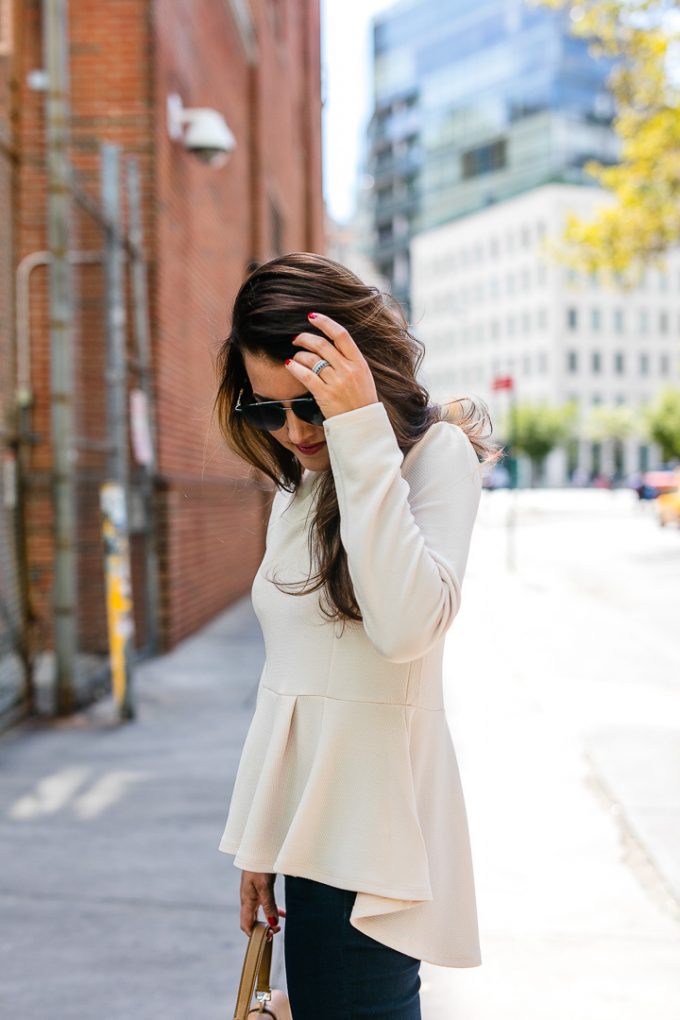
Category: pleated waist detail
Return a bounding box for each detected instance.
[219,685,432,900]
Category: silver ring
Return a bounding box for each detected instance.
[311,359,330,376]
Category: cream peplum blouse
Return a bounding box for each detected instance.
[218,399,484,967]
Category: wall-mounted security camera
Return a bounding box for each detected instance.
[167,93,236,168]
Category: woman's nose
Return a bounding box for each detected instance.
[283,408,318,443]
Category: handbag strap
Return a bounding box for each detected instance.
[232,922,274,1020]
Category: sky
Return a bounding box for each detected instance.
[320,0,399,224]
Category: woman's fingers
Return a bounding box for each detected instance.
[285,353,379,419]
[304,311,362,361]
[289,347,338,376]
[291,331,342,371]
[239,871,285,937]
[239,873,260,936]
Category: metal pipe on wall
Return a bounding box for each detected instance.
[42,0,77,715]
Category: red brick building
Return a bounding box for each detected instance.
[0,0,324,720]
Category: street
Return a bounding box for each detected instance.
[422,488,680,1018]
[1,488,679,1019]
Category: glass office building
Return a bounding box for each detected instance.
[367,0,618,315]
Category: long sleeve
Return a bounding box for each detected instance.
[322,401,482,663]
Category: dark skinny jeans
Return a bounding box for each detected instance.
[283,874,422,1019]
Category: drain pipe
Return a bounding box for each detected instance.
[43,0,77,714]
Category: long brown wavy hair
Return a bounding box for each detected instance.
[213,252,501,626]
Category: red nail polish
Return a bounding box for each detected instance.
[285,358,291,365]
[307,312,317,319]
[267,915,278,927]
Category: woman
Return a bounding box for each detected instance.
[214,252,500,1019]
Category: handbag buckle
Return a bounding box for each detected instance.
[255,990,272,1003]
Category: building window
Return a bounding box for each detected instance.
[659,310,669,334]
[538,351,548,373]
[638,309,648,334]
[537,307,547,330]
[660,352,670,375]
[591,308,601,331]
[567,307,578,330]
[613,308,624,333]
[377,222,393,244]
[567,350,578,373]
[522,354,531,375]
[614,351,625,374]
[375,146,392,169]
[591,350,601,373]
[639,352,649,375]
[461,138,507,180]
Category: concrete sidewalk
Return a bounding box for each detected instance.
[1,488,680,1019]
[0,597,276,1020]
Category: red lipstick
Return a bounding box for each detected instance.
[295,441,326,455]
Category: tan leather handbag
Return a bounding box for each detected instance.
[232,921,292,1019]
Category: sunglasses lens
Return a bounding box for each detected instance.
[238,396,325,431]
[241,404,286,432]
[293,399,325,425]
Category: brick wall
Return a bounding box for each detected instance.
[152,0,324,646]
[9,0,325,670]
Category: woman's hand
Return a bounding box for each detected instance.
[285,311,379,420]
[239,870,286,939]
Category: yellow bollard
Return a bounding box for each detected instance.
[100,482,136,720]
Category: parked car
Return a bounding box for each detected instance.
[657,486,680,527]
[628,468,680,500]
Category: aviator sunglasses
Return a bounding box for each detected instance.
[235,387,326,432]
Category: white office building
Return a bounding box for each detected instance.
[411,183,680,484]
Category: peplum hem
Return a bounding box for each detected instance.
[218,685,433,903]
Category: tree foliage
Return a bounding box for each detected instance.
[583,404,636,443]
[504,400,577,483]
[643,385,680,460]
[531,0,680,281]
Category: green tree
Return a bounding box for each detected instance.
[584,404,635,444]
[643,386,680,460]
[532,0,680,282]
[504,401,577,486]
